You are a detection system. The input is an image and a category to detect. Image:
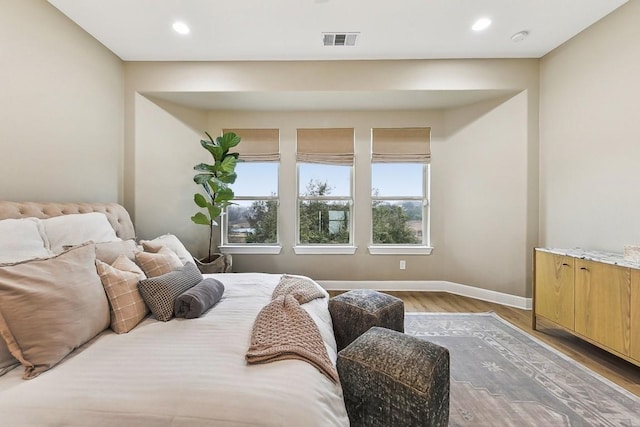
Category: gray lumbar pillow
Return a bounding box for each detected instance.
[174,278,225,319]
[138,262,202,321]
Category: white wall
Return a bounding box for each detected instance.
[127,60,538,297]
[441,92,532,295]
[0,0,124,202]
[133,95,210,253]
[540,0,640,252]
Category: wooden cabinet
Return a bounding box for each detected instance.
[534,248,639,367]
[631,269,640,361]
[534,251,574,330]
[574,259,631,356]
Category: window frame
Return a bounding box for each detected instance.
[220,162,282,255]
[293,162,356,255]
[368,163,432,255]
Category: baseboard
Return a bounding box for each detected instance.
[318,280,532,310]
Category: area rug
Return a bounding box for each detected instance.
[405,312,640,426]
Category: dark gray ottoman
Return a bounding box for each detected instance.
[329,289,404,351]
[337,327,450,427]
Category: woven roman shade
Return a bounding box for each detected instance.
[371,127,431,163]
[296,128,354,165]
[223,128,280,162]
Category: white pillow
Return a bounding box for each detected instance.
[0,218,52,264]
[139,234,194,265]
[42,212,121,254]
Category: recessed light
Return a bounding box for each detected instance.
[472,18,492,32]
[172,21,190,35]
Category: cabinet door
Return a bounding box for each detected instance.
[535,251,574,330]
[574,259,631,356]
[631,269,640,362]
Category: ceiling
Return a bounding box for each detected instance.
[47,0,627,111]
[145,89,517,111]
[48,0,627,61]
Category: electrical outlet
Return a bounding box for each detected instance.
[399,260,406,270]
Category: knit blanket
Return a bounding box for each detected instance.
[246,275,339,383]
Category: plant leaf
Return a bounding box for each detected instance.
[220,155,237,174]
[191,212,210,225]
[207,205,221,221]
[207,177,227,193]
[200,139,224,160]
[194,173,213,185]
[194,163,216,173]
[215,187,234,203]
[218,172,237,184]
[218,132,241,150]
[194,193,208,208]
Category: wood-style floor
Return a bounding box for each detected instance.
[329,290,640,397]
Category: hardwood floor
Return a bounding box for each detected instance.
[329,290,640,397]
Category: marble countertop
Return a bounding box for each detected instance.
[536,247,640,270]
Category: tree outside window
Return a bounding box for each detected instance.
[298,178,350,244]
[296,128,354,246]
[222,129,280,246]
[227,197,278,244]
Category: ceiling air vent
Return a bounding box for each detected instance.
[323,32,358,47]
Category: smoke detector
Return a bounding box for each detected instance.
[323,33,358,46]
[511,30,529,43]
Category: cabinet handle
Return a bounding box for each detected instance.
[562,263,569,266]
[580,267,588,271]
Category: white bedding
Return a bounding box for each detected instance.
[0,273,349,427]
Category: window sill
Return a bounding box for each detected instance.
[368,245,433,255]
[219,245,282,255]
[293,245,357,255]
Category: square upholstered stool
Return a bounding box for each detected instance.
[328,289,404,351]
[337,327,450,427]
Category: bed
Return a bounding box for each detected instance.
[0,202,349,426]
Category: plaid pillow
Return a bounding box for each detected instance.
[96,257,149,334]
[135,246,182,278]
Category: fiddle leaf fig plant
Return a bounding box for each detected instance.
[191,131,241,261]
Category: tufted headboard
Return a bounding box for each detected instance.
[0,202,135,240]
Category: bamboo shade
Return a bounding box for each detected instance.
[371,127,431,163]
[223,128,280,162]
[296,128,354,165]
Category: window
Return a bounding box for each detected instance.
[296,128,355,253]
[221,129,280,253]
[370,127,431,254]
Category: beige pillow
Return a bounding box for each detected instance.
[0,340,18,377]
[95,239,141,264]
[135,246,182,278]
[0,244,110,379]
[96,257,149,334]
[139,234,194,265]
[112,255,146,279]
